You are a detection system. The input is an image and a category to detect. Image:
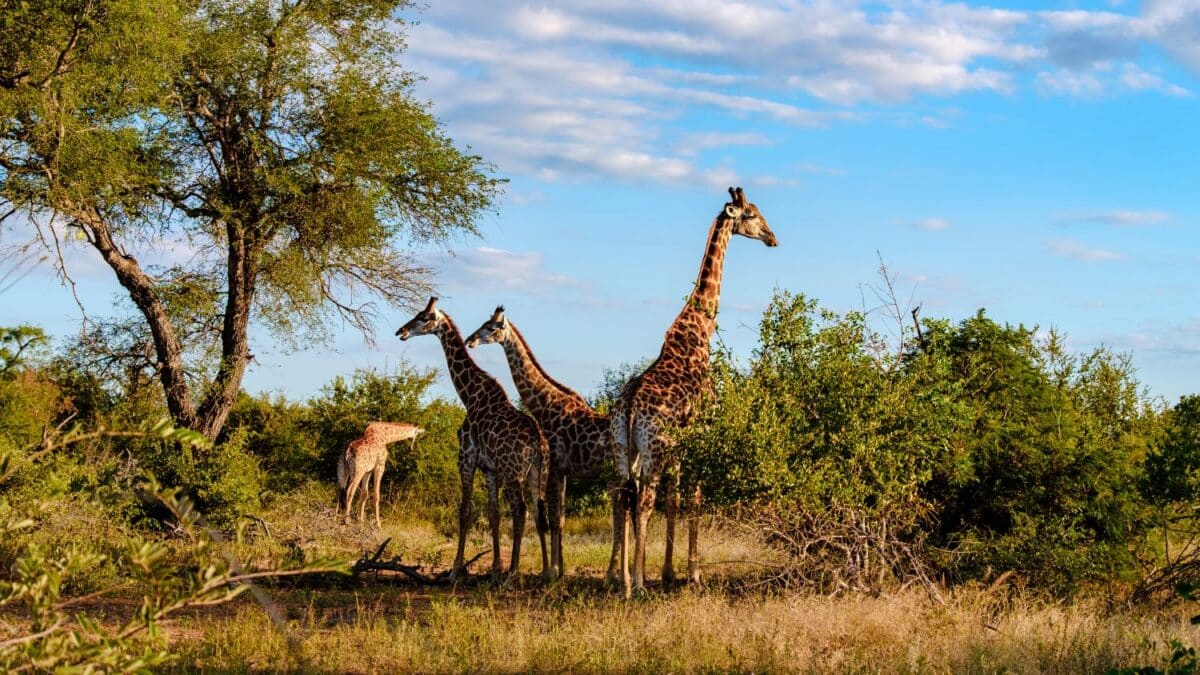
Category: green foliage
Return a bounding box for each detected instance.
[682,292,1163,593]
[306,367,464,502]
[134,427,267,527]
[683,292,935,512]
[920,315,1156,589]
[224,392,320,494]
[1146,396,1200,506]
[2,0,503,440]
[0,325,48,375]
[0,369,64,461]
[0,418,347,671]
[221,366,465,510]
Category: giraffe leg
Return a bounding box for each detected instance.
[605,480,624,586]
[372,464,384,529]
[662,469,681,586]
[451,450,477,580]
[343,470,363,525]
[357,474,369,523]
[632,480,658,592]
[508,484,527,577]
[548,466,566,579]
[687,482,702,585]
[621,479,635,599]
[486,474,502,580]
[534,480,551,582]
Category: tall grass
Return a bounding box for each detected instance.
[172,586,1198,673]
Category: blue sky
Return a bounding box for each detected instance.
[4,0,1200,404]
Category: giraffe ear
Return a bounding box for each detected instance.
[492,305,505,321]
[724,204,742,219]
[734,186,746,206]
[425,296,439,312]
[728,186,737,201]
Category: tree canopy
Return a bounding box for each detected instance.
[0,0,502,438]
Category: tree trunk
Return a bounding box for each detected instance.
[192,225,256,439]
[82,208,257,441]
[80,209,199,429]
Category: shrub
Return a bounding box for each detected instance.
[306,367,464,506]
[681,292,1161,594]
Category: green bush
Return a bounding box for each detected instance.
[130,427,266,527]
[224,392,321,494]
[681,292,1162,593]
[305,367,464,504]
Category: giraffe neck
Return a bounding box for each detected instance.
[686,215,734,320]
[500,323,589,418]
[369,423,420,444]
[435,313,508,412]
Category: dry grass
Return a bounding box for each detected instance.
[158,490,1200,673]
[9,485,1192,673]
[171,584,1200,673]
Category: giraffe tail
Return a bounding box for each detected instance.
[624,478,639,526]
[536,497,549,534]
[624,402,641,529]
[335,452,348,513]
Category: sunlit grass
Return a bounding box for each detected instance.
[171,584,1200,673]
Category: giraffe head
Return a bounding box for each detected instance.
[395,296,446,340]
[465,306,511,349]
[723,186,777,247]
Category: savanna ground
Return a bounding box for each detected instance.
[12,483,1195,674]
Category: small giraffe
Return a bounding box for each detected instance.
[397,297,552,581]
[611,186,777,597]
[336,422,424,527]
[466,307,621,581]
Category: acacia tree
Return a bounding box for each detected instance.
[0,0,501,437]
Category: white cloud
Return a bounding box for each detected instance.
[1070,209,1173,226]
[1107,317,1200,357]
[1035,69,1106,98]
[1046,238,1125,263]
[433,247,587,296]
[1142,0,1200,73]
[1118,64,1192,96]
[911,217,952,231]
[675,131,772,155]
[401,1,1200,187]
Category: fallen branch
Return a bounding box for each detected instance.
[351,539,489,585]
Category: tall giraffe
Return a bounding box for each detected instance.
[397,297,551,580]
[336,422,425,527]
[611,187,777,596]
[466,307,620,581]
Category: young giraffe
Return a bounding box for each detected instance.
[466,307,621,581]
[336,422,425,527]
[397,297,552,581]
[611,187,777,597]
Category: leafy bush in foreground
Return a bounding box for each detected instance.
[0,420,347,671]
